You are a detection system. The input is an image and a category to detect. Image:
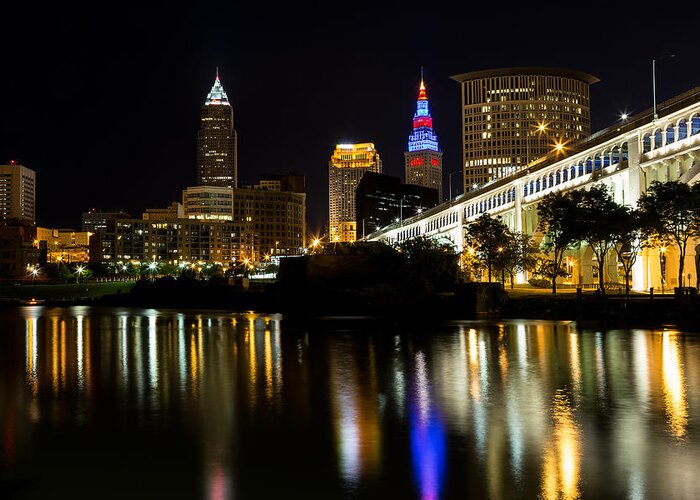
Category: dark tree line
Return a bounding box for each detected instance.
[537,180,700,294]
[463,180,700,295]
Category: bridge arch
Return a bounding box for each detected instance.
[665,123,676,145]
[642,133,652,153]
[653,128,663,149]
[678,118,688,140]
[691,113,700,135]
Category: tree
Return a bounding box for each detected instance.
[638,181,700,289]
[397,236,460,296]
[611,206,644,297]
[58,264,73,283]
[496,231,539,289]
[571,185,629,294]
[537,191,579,293]
[465,213,509,282]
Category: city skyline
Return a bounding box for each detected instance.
[1,3,698,233]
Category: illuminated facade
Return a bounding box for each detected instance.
[93,218,246,265]
[36,227,91,263]
[450,67,598,192]
[197,71,237,187]
[0,162,35,224]
[328,143,382,242]
[404,76,443,201]
[232,186,306,260]
[183,186,233,221]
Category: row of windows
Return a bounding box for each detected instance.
[642,114,700,152]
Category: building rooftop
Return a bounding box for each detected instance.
[450,66,600,85]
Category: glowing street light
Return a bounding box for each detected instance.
[75,265,86,284]
[147,261,158,280]
[27,265,39,282]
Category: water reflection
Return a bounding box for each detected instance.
[409,351,445,500]
[1,310,699,499]
[662,331,688,439]
[540,390,581,500]
[330,337,381,488]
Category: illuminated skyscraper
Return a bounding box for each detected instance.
[197,71,237,187]
[404,74,443,201]
[0,161,35,224]
[450,67,598,192]
[328,143,382,242]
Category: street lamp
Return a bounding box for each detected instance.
[75,265,85,284]
[448,170,461,201]
[525,121,549,169]
[497,246,505,286]
[396,196,412,223]
[653,54,675,120]
[27,265,39,283]
[147,261,158,280]
[659,245,667,293]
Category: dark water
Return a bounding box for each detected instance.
[1,307,699,499]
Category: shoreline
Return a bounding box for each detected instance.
[2,287,699,331]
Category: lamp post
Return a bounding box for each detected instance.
[448,170,461,201]
[75,265,85,284]
[653,54,675,120]
[497,247,504,286]
[659,245,667,294]
[148,261,157,281]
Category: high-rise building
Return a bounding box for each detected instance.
[82,208,131,233]
[197,71,237,188]
[450,67,599,192]
[328,143,382,242]
[0,162,36,224]
[404,75,443,201]
[232,186,306,260]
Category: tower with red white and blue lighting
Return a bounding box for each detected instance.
[404,72,443,201]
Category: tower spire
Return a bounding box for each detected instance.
[405,70,443,200]
[418,68,428,101]
[205,70,229,106]
[408,72,438,150]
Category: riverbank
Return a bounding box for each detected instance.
[1,280,699,329]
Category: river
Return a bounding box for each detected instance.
[1,306,699,499]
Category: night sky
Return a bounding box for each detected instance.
[2,2,699,234]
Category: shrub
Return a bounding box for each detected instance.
[528,278,551,288]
